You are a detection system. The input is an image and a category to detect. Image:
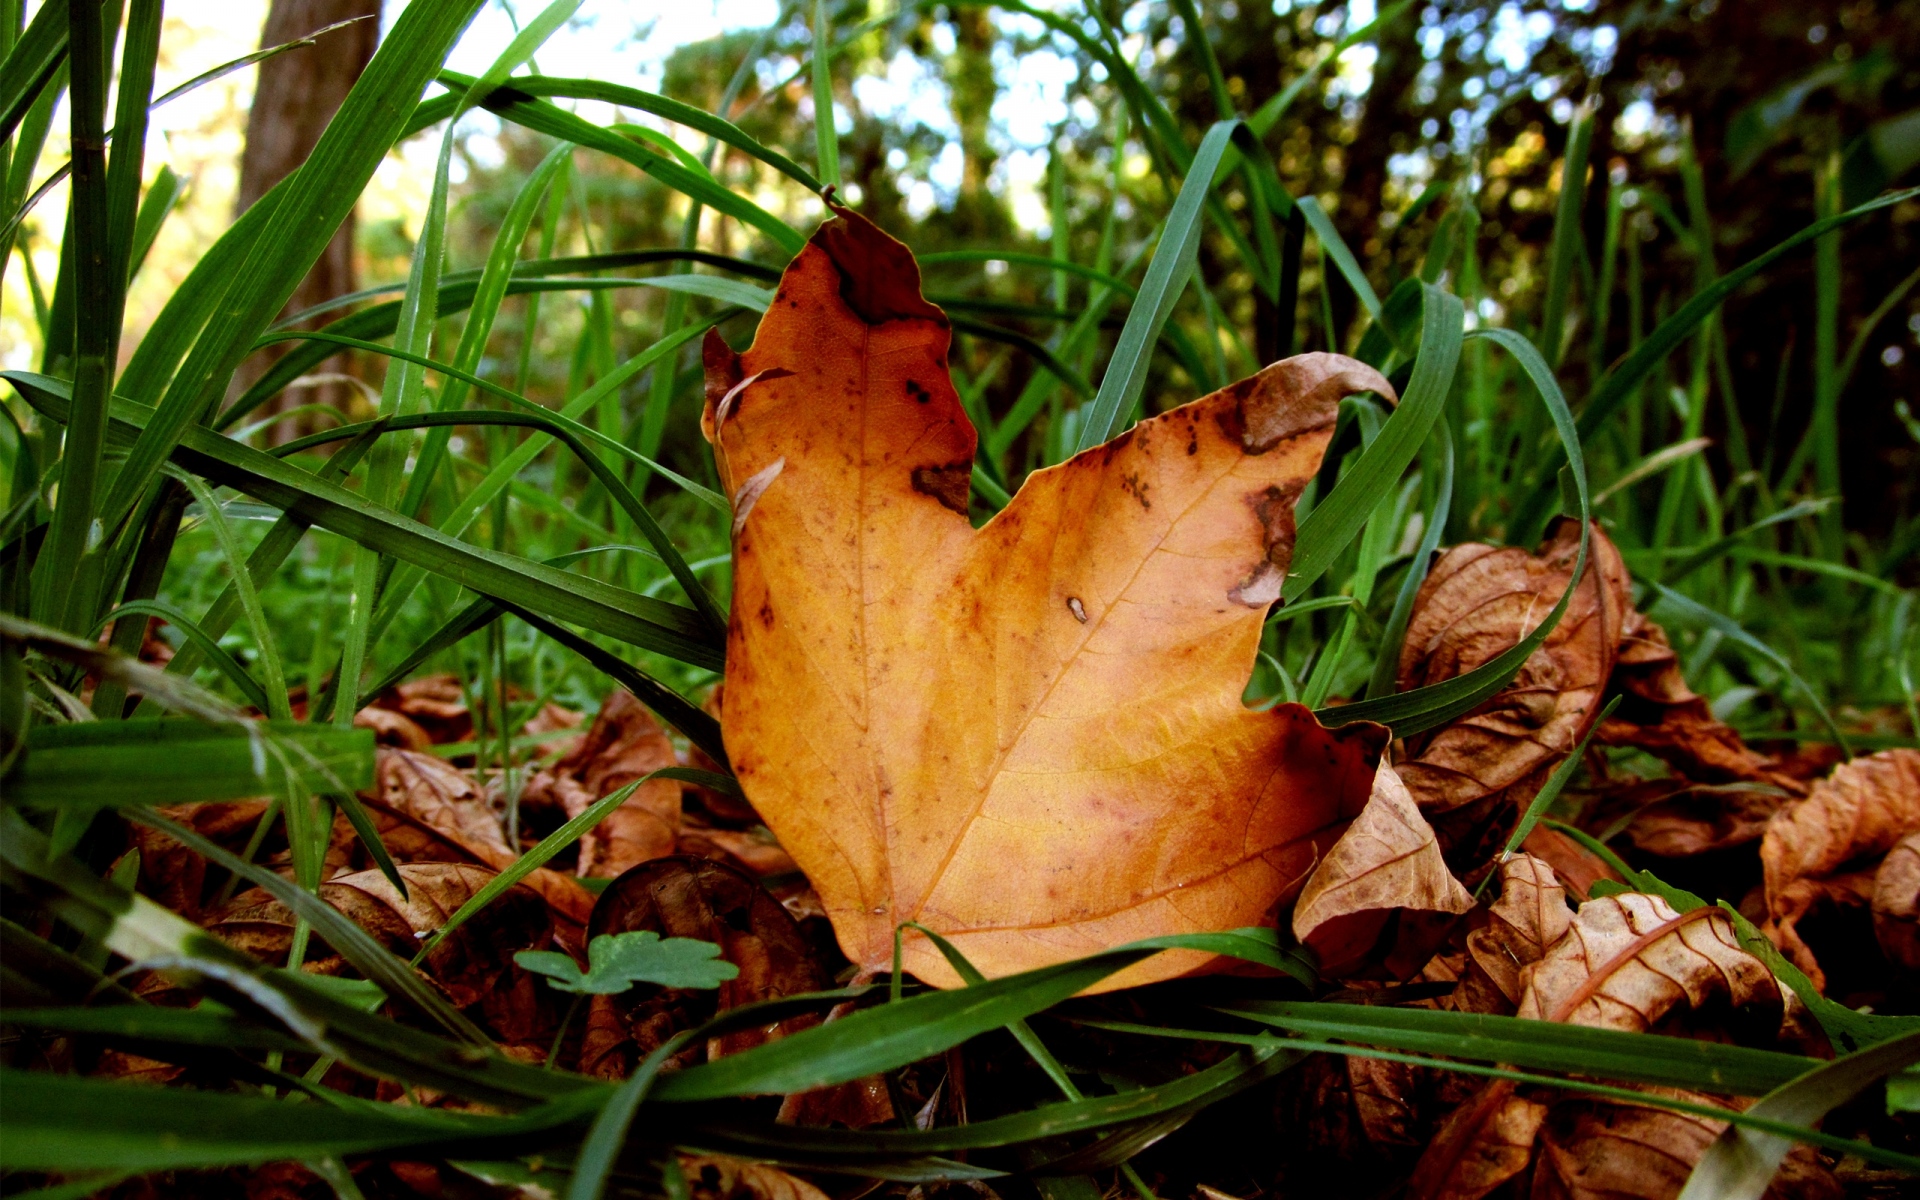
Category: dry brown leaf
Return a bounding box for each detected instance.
[353,703,432,751]
[705,207,1391,989]
[1591,778,1793,859]
[1455,853,1569,1014]
[1598,609,1799,791]
[520,699,585,758]
[129,801,270,922]
[1394,520,1629,876]
[520,689,681,878]
[677,1154,828,1200]
[1405,1084,1549,1200]
[1292,762,1473,977]
[580,855,825,1079]
[371,748,514,862]
[1761,749,1920,988]
[213,863,557,1046]
[1411,892,1805,1199]
[1529,1091,1841,1200]
[1516,892,1788,1033]
[370,673,473,745]
[1518,826,1622,903]
[348,748,593,930]
[1874,830,1920,971]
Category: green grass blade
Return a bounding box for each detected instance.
[496,601,726,767]
[1297,194,1384,324]
[1647,581,1851,755]
[811,0,839,191]
[97,0,488,546]
[1324,325,1588,736]
[1539,97,1595,367]
[172,472,289,720]
[5,373,724,669]
[95,599,270,712]
[444,72,804,256]
[130,809,492,1045]
[1365,420,1452,698]
[412,766,723,962]
[1679,1032,1920,1200]
[1075,120,1239,452]
[0,0,65,144]
[1217,1001,1814,1096]
[11,719,372,808]
[1286,285,1460,602]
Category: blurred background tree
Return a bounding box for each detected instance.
[404,0,1919,552]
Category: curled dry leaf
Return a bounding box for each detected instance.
[213,863,557,1047]
[1518,826,1624,903]
[1452,853,1569,1015]
[706,207,1390,989]
[520,689,681,878]
[1873,831,1920,972]
[1292,762,1473,978]
[678,1154,829,1200]
[1598,609,1799,792]
[1761,749,1920,989]
[1516,892,1789,1034]
[1408,893,1810,1200]
[1590,778,1794,859]
[1395,520,1629,877]
[1405,1086,1550,1200]
[580,855,824,1079]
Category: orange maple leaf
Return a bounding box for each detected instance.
[704,208,1394,989]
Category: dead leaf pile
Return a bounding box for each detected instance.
[1760,748,1920,991]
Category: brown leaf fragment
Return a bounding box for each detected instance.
[1293,762,1473,977]
[1519,826,1623,903]
[129,801,269,922]
[1457,854,1570,1014]
[1529,1091,1842,1200]
[353,703,432,750]
[1516,893,1787,1035]
[580,856,824,1079]
[1405,1083,1549,1200]
[677,1154,829,1200]
[213,863,557,1047]
[520,699,585,758]
[1598,610,1800,791]
[1874,831,1920,971]
[1762,749,1920,989]
[1590,778,1792,859]
[370,673,473,744]
[372,748,514,863]
[1395,520,1629,876]
[519,689,681,878]
[710,207,1394,989]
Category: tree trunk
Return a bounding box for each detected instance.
[230,0,382,436]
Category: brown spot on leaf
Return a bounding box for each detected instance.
[1238,353,1395,454]
[814,207,951,327]
[910,461,972,514]
[1119,471,1152,510]
[906,379,932,404]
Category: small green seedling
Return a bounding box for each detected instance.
[516,931,740,995]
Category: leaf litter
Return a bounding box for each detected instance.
[40,212,1919,1200]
